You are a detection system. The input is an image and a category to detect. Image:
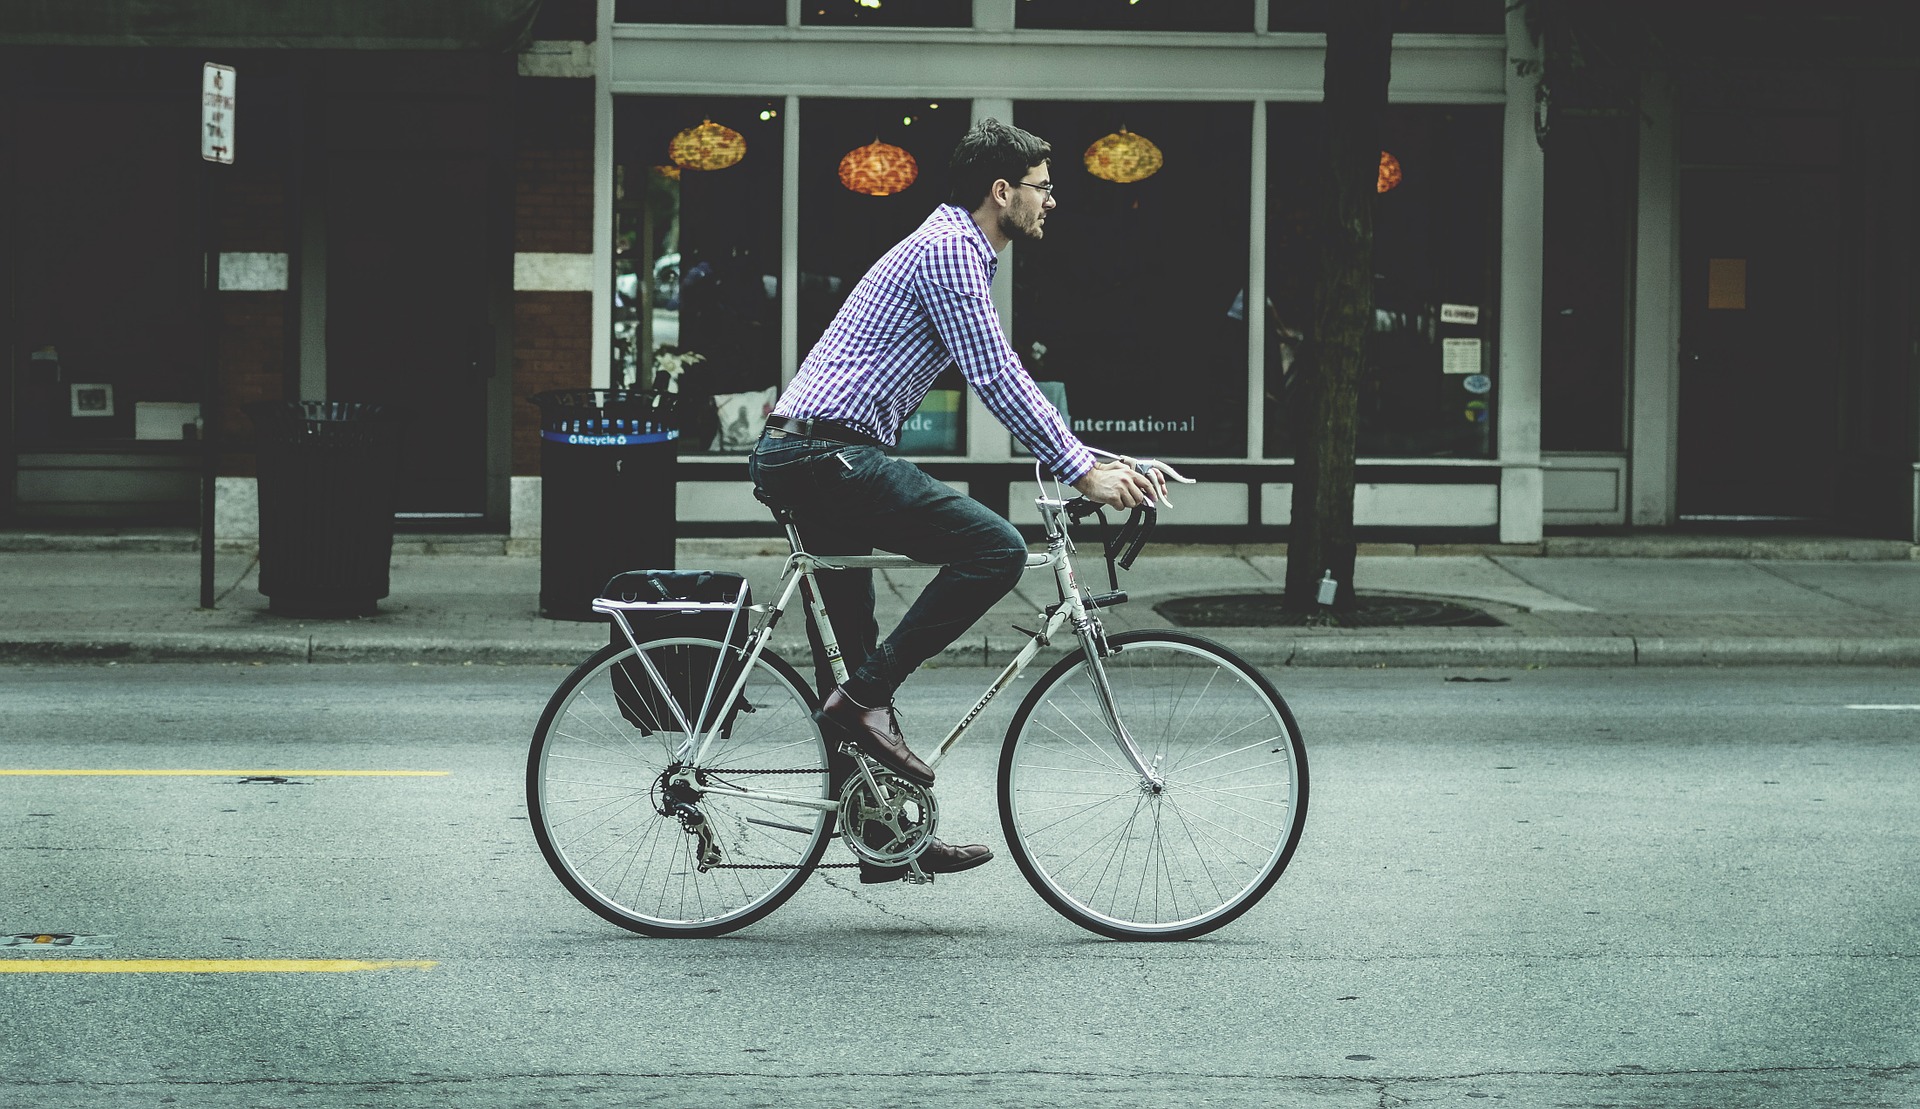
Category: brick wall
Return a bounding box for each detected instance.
[512,77,597,474]
[515,147,595,255]
[513,292,594,476]
[215,166,290,476]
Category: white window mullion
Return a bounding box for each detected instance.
[971,95,1016,462]
[1246,99,1267,462]
[780,94,800,389]
[591,0,616,387]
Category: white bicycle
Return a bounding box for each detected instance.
[527,455,1309,940]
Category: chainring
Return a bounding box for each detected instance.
[837,760,937,867]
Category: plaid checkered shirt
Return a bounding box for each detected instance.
[773,204,1096,483]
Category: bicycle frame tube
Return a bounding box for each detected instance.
[924,600,1070,769]
[667,498,1162,803]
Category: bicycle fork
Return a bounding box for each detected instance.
[1049,531,1166,792]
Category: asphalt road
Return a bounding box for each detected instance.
[2,662,1917,1108]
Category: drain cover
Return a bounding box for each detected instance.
[1154,593,1504,629]
[3,933,112,948]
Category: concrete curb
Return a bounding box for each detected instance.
[1631,637,1920,666]
[5,632,1916,668]
[0,634,312,663]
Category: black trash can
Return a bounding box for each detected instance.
[531,389,678,621]
[247,401,405,618]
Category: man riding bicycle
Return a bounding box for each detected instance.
[748,118,1161,883]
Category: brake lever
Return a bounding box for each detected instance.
[1117,506,1155,570]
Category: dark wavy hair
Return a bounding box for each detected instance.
[947,118,1052,209]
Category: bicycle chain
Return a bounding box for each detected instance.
[708,862,860,870]
[693,764,858,869]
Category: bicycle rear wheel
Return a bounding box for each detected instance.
[528,638,834,937]
[999,630,1308,940]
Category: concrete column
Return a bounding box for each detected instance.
[1497,3,1546,543]
[973,0,1013,32]
[1628,71,1680,527]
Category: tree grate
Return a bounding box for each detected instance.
[1154,593,1504,629]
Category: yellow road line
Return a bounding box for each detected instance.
[0,769,449,777]
[0,959,438,974]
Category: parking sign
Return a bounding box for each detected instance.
[202,63,234,164]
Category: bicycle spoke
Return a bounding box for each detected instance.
[1003,634,1306,939]
[530,639,834,936]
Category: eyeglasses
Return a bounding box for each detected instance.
[1014,180,1055,197]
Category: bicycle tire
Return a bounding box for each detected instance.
[528,637,835,937]
[998,630,1308,941]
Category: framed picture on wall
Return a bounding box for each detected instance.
[70,383,115,418]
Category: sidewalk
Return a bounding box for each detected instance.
[1,530,1916,668]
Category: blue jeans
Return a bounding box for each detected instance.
[747,433,1027,706]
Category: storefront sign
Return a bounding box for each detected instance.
[1442,338,1482,375]
[540,429,677,446]
[1440,303,1480,325]
[1072,416,1199,435]
[897,389,962,454]
[201,63,235,164]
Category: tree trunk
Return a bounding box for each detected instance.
[1284,0,1394,615]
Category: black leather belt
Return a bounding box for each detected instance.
[763,416,884,449]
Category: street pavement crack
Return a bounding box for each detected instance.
[1751,560,1884,613]
[815,871,963,940]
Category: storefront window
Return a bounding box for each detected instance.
[614,1,783,24]
[615,96,783,453]
[1263,104,1501,458]
[1012,101,1251,459]
[1017,0,1254,32]
[1268,0,1502,34]
[798,98,973,454]
[1542,107,1635,452]
[10,93,201,447]
[803,0,970,27]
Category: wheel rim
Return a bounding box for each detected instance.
[533,640,830,931]
[1007,638,1302,935]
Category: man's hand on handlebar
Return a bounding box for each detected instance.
[1072,460,1166,511]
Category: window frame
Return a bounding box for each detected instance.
[604,5,1511,466]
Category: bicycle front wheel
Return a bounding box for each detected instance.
[528,638,834,937]
[999,630,1308,941]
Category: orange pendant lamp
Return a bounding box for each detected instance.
[669,119,746,171]
[839,139,919,196]
[1377,150,1402,193]
[1083,128,1163,184]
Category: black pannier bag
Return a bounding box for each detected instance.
[603,570,752,738]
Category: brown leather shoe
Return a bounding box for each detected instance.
[860,838,994,884]
[818,688,935,785]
